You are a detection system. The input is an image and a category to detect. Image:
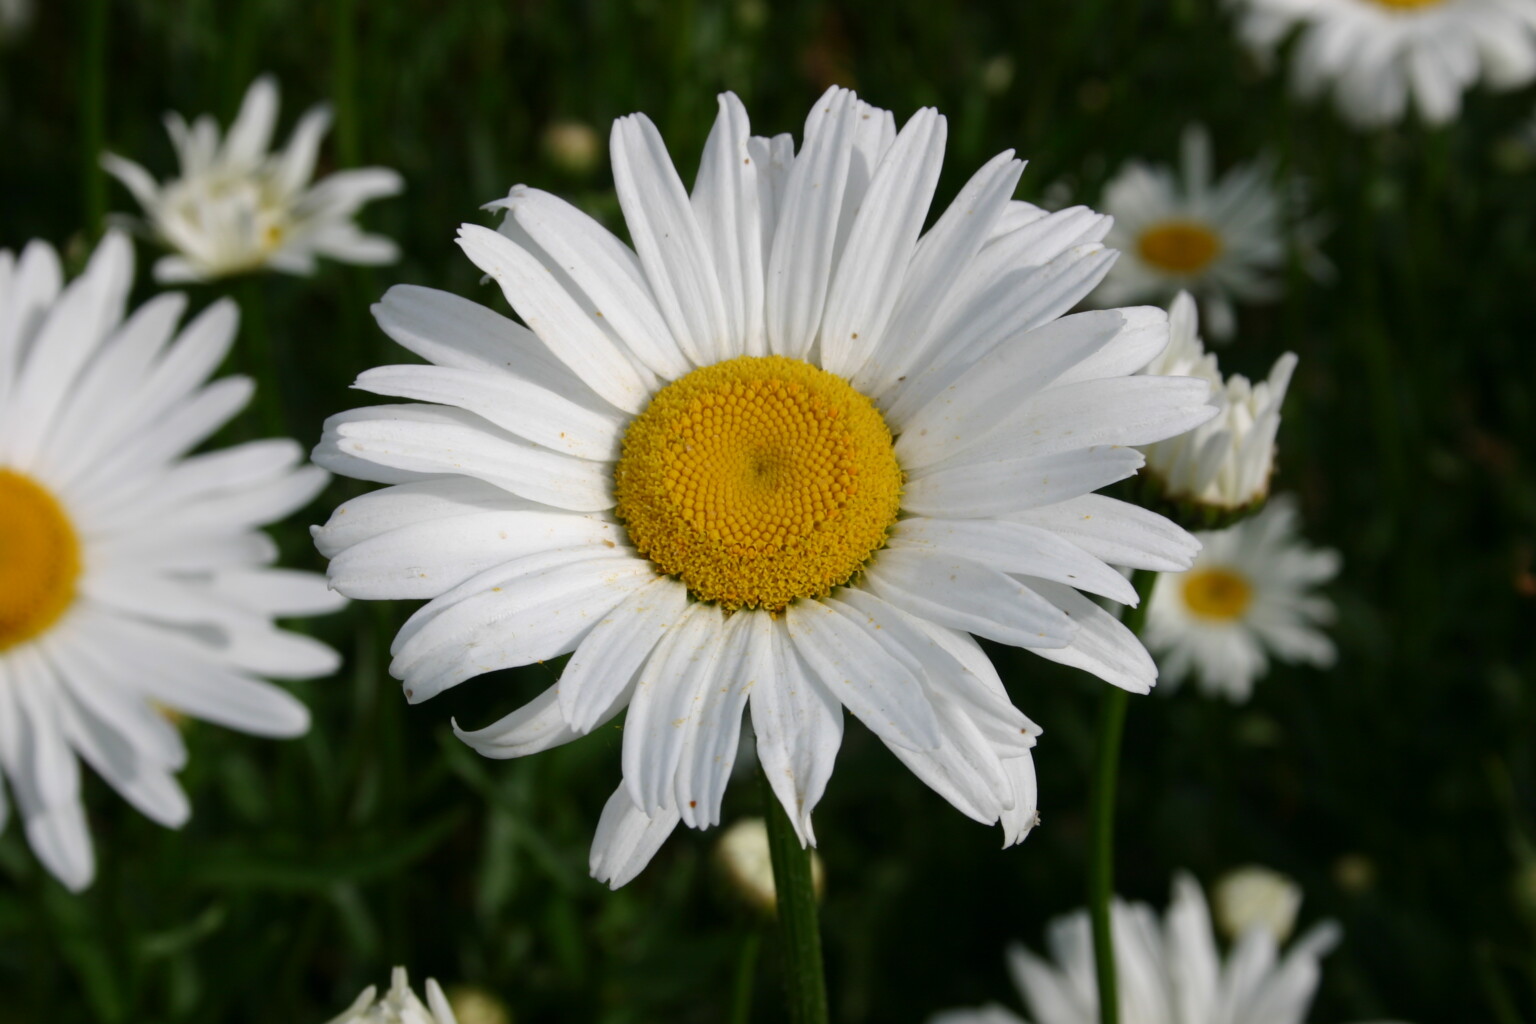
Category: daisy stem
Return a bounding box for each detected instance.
[759,768,829,1024]
[729,929,762,1024]
[1087,567,1157,1024]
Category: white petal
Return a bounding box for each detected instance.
[1009,494,1200,573]
[748,614,843,846]
[674,611,754,828]
[312,477,536,557]
[901,446,1147,519]
[784,598,941,752]
[891,518,1137,604]
[557,576,690,733]
[1021,578,1157,693]
[862,548,1074,650]
[223,75,280,166]
[590,784,681,889]
[611,112,732,366]
[452,684,581,759]
[691,92,765,360]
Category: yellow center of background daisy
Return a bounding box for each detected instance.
[614,355,902,612]
[1370,0,1443,8]
[1137,220,1222,274]
[1181,567,1254,621]
[0,469,83,651]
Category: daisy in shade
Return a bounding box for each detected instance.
[1145,496,1339,702]
[1138,291,1297,518]
[1094,126,1295,341]
[0,231,343,891]
[1230,0,1536,127]
[103,75,403,284]
[312,87,1218,887]
[928,873,1353,1024]
[327,968,459,1024]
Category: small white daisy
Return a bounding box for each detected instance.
[103,75,403,284]
[1095,126,1291,340]
[327,968,459,1024]
[1213,864,1303,944]
[1231,0,1536,127]
[928,873,1343,1024]
[1138,291,1296,514]
[0,231,344,891]
[1145,496,1339,702]
[313,87,1218,887]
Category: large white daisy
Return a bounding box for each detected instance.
[312,87,1217,887]
[1094,126,1295,341]
[0,231,344,891]
[103,75,404,284]
[1138,291,1296,514]
[1145,496,1339,702]
[928,873,1345,1024]
[1231,0,1536,127]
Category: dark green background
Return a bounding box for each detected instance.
[1,1,1533,1021]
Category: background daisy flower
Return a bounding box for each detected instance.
[1230,0,1536,127]
[1145,496,1340,701]
[1095,126,1296,340]
[102,74,403,283]
[326,967,459,1024]
[313,87,1217,887]
[1138,291,1297,515]
[928,872,1343,1024]
[0,231,344,890]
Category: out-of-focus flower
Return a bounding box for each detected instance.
[1138,292,1296,516]
[716,817,826,914]
[1095,126,1301,340]
[103,75,403,283]
[1213,864,1303,943]
[1146,496,1340,701]
[443,985,511,1024]
[1333,853,1378,894]
[0,233,343,890]
[981,55,1015,94]
[1230,0,1536,127]
[542,120,603,176]
[312,87,1215,887]
[929,873,1343,1024]
[0,0,31,40]
[328,968,459,1024]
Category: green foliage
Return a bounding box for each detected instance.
[1,0,1534,1021]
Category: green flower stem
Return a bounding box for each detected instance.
[729,929,762,1024]
[759,768,829,1024]
[1088,567,1158,1024]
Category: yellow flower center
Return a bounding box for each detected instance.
[1181,567,1254,622]
[0,469,83,651]
[1370,0,1443,8]
[1137,220,1222,275]
[614,356,903,612]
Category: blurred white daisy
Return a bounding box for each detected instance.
[928,872,1343,1024]
[1138,291,1296,514]
[0,232,343,891]
[1146,496,1339,702]
[103,75,403,284]
[327,967,458,1024]
[1231,0,1536,127]
[1213,864,1303,944]
[1095,126,1291,340]
[716,816,826,914]
[313,87,1217,887]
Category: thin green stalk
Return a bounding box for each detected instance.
[81,0,109,238]
[759,768,828,1024]
[237,278,287,438]
[1088,568,1158,1024]
[729,930,762,1024]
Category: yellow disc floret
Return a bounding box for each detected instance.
[1371,0,1443,8]
[1137,219,1222,275]
[1181,567,1254,622]
[614,356,902,611]
[0,469,83,650]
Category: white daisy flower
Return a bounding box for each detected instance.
[928,873,1345,1024]
[1213,864,1303,944]
[1145,496,1339,702]
[1138,292,1296,514]
[1095,126,1289,340]
[312,87,1218,887]
[1230,0,1536,127]
[102,75,404,284]
[0,231,344,891]
[327,967,459,1024]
